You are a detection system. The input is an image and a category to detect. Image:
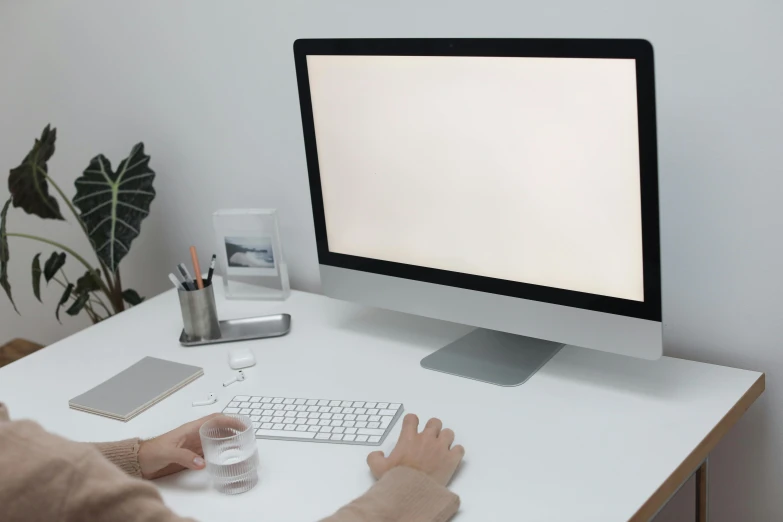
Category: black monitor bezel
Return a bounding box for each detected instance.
[294,38,661,323]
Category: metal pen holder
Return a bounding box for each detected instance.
[178,281,221,342]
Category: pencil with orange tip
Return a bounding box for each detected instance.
[190,246,204,289]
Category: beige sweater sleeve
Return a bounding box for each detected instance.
[92,438,143,477]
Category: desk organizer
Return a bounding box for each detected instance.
[180,314,291,347]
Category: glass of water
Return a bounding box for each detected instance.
[199,414,260,494]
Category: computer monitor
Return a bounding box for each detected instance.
[294,38,662,386]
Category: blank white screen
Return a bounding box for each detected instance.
[307,55,644,301]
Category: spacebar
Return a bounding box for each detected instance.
[256,429,315,439]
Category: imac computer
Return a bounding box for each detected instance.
[294,39,661,386]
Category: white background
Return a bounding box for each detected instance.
[309,55,644,300]
[0,1,781,520]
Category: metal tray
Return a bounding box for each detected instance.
[179,314,291,347]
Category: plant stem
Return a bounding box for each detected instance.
[58,269,112,318]
[52,276,106,323]
[7,232,115,306]
[42,172,118,295]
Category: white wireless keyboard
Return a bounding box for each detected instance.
[223,395,404,446]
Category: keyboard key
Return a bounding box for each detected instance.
[344,421,356,428]
[284,405,296,411]
[250,415,260,421]
[357,415,369,421]
[317,400,329,406]
[307,419,319,426]
[358,428,385,436]
[378,409,397,416]
[377,403,389,409]
[380,417,392,429]
[283,398,295,404]
[341,401,353,407]
[330,407,343,413]
[307,405,319,412]
[239,402,251,408]
[368,422,380,429]
[235,396,250,401]
[330,420,343,427]
[389,404,401,410]
[295,418,307,425]
[365,403,377,409]
[355,408,367,414]
[367,409,379,415]
[322,426,333,433]
[295,405,307,412]
[344,434,356,441]
[306,399,317,405]
[272,398,284,404]
[356,421,368,428]
[368,436,381,443]
[318,419,331,426]
[252,421,261,428]
[273,423,285,430]
[273,404,284,410]
[316,433,331,440]
[272,416,284,423]
[346,427,357,434]
[261,422,273,429]
[295,398,306,405]
[322,413,333,420]
[344,408,355,414]
[353,402,365,408]
[285,411,296,417]
[250,397,262,403]
[252,408,264,415]
[257,429,314,440]
[260,397,272,403]
[240,408,252,415]
[296,425,308,431]
[228,402,240,408]
[284,424,296,431]
[262,409,274,417]
[345,414,357,421]
[319,406,331,413]
[369,415,380,422]
[329,400,341,406]
[308,412,321,419]
[356,435,369,442]
[224,408,240,414]
[297,412,308,418]
[331,434,344,441]
[334,413,345,420]
[334,427,345,434]
[261,416,273,422]
[308,426,321,432]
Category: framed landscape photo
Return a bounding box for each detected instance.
[213,209,290,300]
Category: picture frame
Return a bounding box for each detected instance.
[213,209,290,300]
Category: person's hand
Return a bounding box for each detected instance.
[367,413,465,486]
[138,413,228,479]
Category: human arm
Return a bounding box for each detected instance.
[321,414,465,522]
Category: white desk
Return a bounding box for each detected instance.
[0,283,764,522]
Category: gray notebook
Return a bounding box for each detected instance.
[69,356,204,421]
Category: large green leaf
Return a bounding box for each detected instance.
[0,199,18,313]
[8,125,64,220]
[73,143,156,273]
[32,253,42,302]
[56,283,73,323]
[43,251,66,283]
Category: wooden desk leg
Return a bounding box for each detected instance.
[695,458,709,522]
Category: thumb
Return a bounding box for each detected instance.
[170,448,206,470]
[366,451,388,480]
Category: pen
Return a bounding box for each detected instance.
[178,263,195,290]
[168,273,185,291]
[207,254,216,284]
[190,246,204,290]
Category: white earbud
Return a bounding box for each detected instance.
[192,393,218,407]
[223,370,246,387]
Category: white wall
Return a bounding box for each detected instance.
[1,1,781,520]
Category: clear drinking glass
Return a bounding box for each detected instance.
[199,414,260,494]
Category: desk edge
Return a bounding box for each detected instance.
[629,372,766,522]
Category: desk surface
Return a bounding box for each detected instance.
[0,282,764,522]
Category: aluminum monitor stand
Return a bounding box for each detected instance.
[420,329,564,386]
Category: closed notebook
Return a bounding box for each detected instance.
[69,356,203,421]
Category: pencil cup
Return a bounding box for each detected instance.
[178,281,221,342]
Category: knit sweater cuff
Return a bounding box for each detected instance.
[371,466,460,522]
[93,438,142,478]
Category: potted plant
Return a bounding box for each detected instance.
[1,125,156,322]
